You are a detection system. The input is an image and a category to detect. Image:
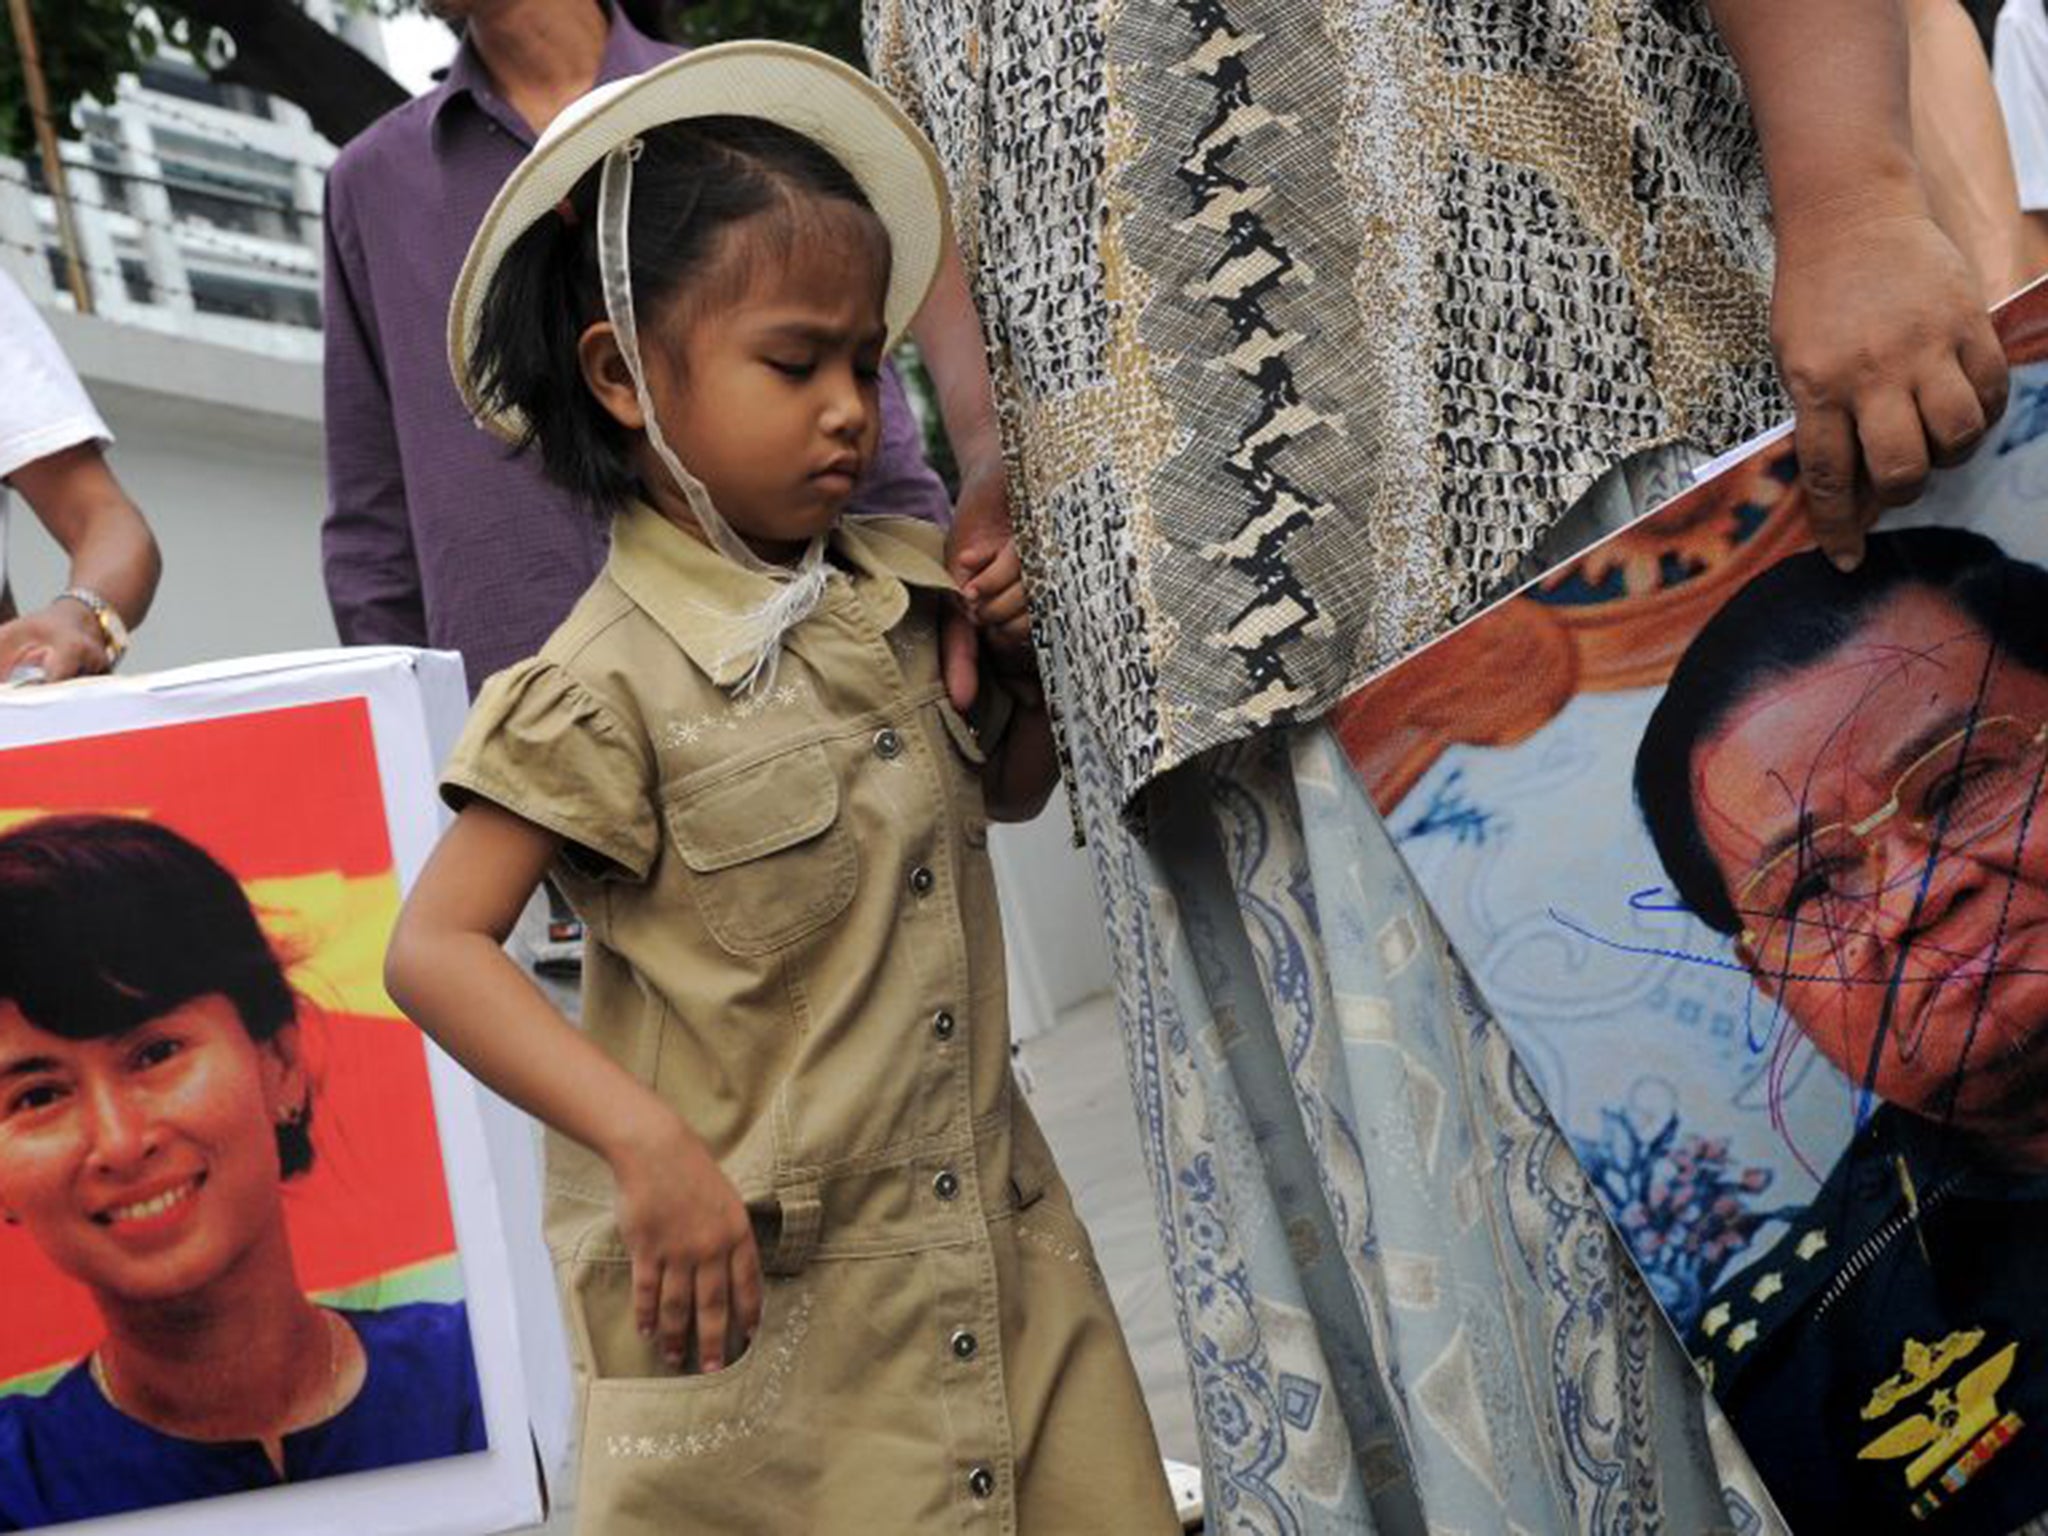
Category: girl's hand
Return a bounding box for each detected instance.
[611,1112,764,1373]
[959,537,1032,659]
[1773,202,2007,570]
[941,457,1033,712]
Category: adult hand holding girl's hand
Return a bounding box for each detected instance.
[941,454,1034,712]
[1772,198,2007,571]
[611,1110,763,1374]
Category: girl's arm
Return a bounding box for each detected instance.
[1707,0,2008,570]
[982,680,1059,823]
[384,801,761,1372]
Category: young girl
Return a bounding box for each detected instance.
[383,42,1178,1534]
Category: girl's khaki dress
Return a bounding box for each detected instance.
[442,503,1177,1534]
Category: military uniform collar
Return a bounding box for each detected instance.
[607,502,956,687]
[1691,1107,2048,1395]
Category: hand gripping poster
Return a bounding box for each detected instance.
[0,651,548,1536]
[1336,281,2048,1534]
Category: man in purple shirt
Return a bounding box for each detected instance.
[319,0,950,697]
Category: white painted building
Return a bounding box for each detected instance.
[0,0,382,355]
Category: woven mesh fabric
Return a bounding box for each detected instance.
[866,0,1787,818]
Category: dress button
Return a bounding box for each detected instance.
[967,1464,996,1499]
[931,1010,956,1040]
[950,1328,978,1360]
[933,1168,960,1201]
[908,865,935,896]
[874,727,903,760]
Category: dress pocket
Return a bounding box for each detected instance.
[664,741,857,955]
[934,696,988,766]
[570,1268,819,1527]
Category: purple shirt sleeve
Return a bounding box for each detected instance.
[857,362,952,526]
[320,171,430,648]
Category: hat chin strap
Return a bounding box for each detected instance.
[598,142,828,694]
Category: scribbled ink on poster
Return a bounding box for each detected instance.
[1337,281,2048,1534]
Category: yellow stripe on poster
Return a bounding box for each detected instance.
[248,870,406,1023]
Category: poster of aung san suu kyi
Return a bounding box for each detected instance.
[0,652,544,1536]
[1336,279,2048,1535]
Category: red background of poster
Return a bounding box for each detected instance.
[0,700,460,1383]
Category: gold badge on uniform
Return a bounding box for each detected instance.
[1854,1330,2025,1520]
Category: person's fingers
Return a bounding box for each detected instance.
[975,579,1031,628]
[731,1231,764,1341]
[1793,400,1865,571]
[37,636,104,683]
[694,1257,731,1373]
[991,612,1033,652]
[950,538,1002,584]
[961,541,1021,597]
[1958,318,2011,430]
[1855,388,1933,511]
[657,1259,692,1370]
[940,603,981,713]
[1917,360,1989,470]
[632,1250,661,1342]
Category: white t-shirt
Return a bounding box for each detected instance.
[1998,0,2048,212]
[0,270,112,601]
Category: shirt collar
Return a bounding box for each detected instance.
[607,503,955,687]
[431,0,673,139]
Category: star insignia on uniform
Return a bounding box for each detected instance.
[1727,1319,1758,1353]
[1749,1272,1784,1304]
[1701,1303,1731,1338]
[1795,1230,1828,1261]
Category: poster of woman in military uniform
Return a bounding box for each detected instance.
[1336,281,2048,1533]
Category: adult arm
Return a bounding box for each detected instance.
[1907,0,2030,301]
[982,684,1059,823]
[1993,0,2048,277]
[320,172,429,647]
[384,801,761,1372]
[0,446,159,680]
[912,238,1031,709]
[1708,0,2008,568]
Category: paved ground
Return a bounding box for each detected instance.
[514,991,1199,1531]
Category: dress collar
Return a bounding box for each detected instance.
[606,502,955,687]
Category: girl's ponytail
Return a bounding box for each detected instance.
[470,185,634,512]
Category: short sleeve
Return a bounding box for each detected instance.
[1997,1,2048,212]
[440,658,659,881]
[0,271,110,481]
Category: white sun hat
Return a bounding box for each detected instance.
[446,40,951,695]
[448,39,950,442]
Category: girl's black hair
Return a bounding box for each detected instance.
[0,814,314,1178]
[1634,526,2048,935]
[469,115,891,513]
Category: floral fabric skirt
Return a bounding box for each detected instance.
[1061,451,1788,1533]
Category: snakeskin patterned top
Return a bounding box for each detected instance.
[867,0,1789,816]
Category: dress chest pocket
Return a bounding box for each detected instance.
[665,742,857,956]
